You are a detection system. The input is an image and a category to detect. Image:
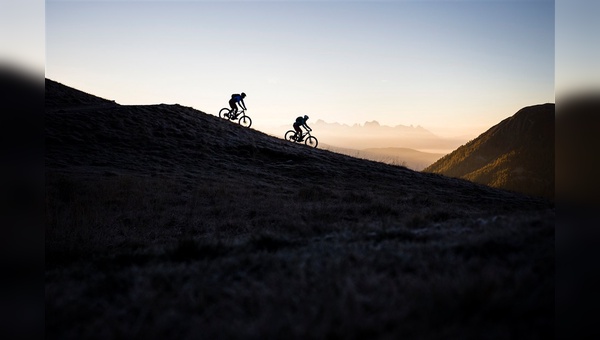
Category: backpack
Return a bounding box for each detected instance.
[231,93,239,99]
[295,116,304,124]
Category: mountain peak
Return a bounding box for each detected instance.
[364,120,380,127]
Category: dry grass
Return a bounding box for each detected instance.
[45,172,553,340]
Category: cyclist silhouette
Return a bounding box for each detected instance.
[293,115,311,141]
[228,92,247,118]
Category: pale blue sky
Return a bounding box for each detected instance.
[555,0,600,99]
[45,0,555,138]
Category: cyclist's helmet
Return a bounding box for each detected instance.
[304,115,309,120]
[241,92,246,97]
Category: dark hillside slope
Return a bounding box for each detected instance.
[45,79,554,340]
[423,104,554,199]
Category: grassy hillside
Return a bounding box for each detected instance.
[45,79,554,339]
[423,104,554,199]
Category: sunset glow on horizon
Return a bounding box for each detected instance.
[45,0,555,141]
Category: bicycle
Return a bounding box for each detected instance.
[218,107,252,128]
[285,129,318,148]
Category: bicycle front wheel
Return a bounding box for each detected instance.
[238,115,252,128]
[284,130,297,142]
[219,108,231,119]
[305,136,318,148]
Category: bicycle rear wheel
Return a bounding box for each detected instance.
[285,130,297,142]
[305,136,318,148]
[238,115,252,128]
[219,108,231,119]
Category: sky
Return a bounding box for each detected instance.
[555,0,600,99]
[42,0,558,140]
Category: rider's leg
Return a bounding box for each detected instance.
[293,124,301,139]
[228,100,237,117]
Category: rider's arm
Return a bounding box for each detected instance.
[303,123,311,131]
[240,99,247,110]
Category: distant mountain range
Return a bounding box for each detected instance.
[423,103,554,199]
[308,119,468,151]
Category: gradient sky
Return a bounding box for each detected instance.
[45,0,555,139]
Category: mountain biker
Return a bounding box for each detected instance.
[228,92,247,118]
[293,115,311,141]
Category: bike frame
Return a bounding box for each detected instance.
[229,108,246,118]
[296,129,312,140]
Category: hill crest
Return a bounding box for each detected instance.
[45,79,117,109]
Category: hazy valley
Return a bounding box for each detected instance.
[271,120,464,171]
[321,145,445,171]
